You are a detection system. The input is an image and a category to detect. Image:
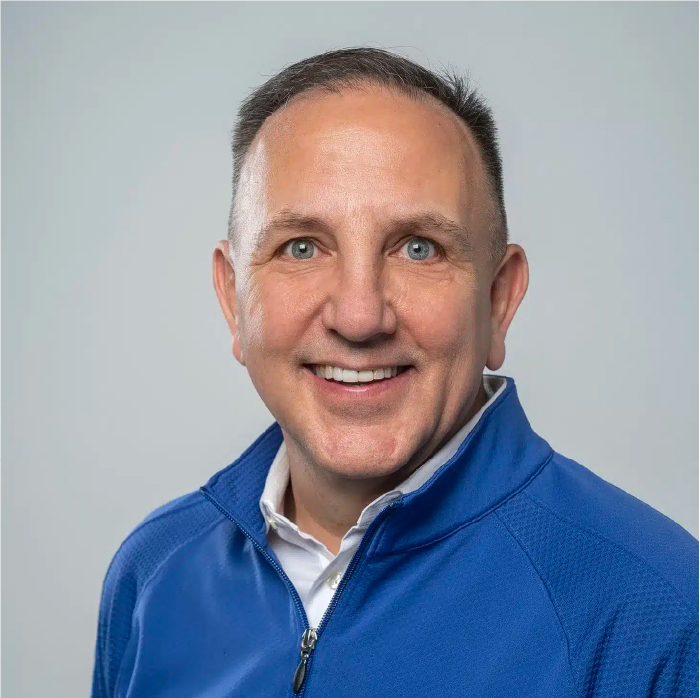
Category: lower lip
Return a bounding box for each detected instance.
[304,366,413,399]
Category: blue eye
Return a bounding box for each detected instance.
[285,239,316,260]
[403,237,435,261]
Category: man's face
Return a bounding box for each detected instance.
[221,84,508,480]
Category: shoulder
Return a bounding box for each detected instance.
[101,490,223,605]
[92,490,223,697]
[495,451,698,696]
[515,451,697,603]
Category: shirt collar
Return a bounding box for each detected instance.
[259,374,508,535]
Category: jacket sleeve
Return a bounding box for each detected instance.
[90,545,140,698]
[90,493,216,697]
[650,614,699,697]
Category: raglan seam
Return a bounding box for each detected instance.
[522,490,698,613]
[493,508,583,698]
[107,495,209,571]
[130,515,227,619]
[111,515,226,695]
[98,490,211,693]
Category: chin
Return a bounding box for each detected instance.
[324,458,404,481]
[308,430,413,481]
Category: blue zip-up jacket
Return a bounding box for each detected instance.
[91,376,698,697]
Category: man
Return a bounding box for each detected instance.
[91,48,698,697]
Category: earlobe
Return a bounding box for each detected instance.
[485,244,529,372]
[232,331,246,366]
[486,328,506,371]
[213,240,246,366]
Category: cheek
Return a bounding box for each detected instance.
[393,273,480,357]
[241,272,321,355]
[237,282,263,351]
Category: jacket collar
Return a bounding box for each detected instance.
[258,375,507,536]
[201,375,553,552]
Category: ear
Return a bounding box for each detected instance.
[212,240,246,365]
[486,244,529,371]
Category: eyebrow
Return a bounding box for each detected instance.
[388,212,474,254]
[259,210,335,243]
[259,209,474,254]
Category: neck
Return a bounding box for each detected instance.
[282,381,489,556]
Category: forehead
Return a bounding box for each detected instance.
[243,84,491,234]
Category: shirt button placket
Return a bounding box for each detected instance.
[326,572,342,590]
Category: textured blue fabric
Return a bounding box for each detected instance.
[91,376,699,697]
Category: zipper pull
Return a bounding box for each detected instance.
[292,627,318,693]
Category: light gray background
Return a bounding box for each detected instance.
[3,2,698,695]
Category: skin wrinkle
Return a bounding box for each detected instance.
[229,138,268,350]
[213,83,528,554]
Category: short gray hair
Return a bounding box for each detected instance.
[228,47,509,263]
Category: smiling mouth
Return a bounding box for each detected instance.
[305,364,411,384]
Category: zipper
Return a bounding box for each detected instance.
[201,485,400,697]
[292,498,401,696]
[199,488,311,640]
[292,627,317,692]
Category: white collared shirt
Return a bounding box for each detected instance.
[259,374,507,628]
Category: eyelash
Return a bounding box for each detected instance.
[399,237,439,261]
[281,238,319,259]
[280,236,442,260]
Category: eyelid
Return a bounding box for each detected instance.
[399,235,441,260]
[277,235,441,260]
[281,237,314,254]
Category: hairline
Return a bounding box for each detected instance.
[229,76,507,266]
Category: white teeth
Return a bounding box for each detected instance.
[314,365,404,383]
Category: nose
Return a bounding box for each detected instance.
[322,256,397,343]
